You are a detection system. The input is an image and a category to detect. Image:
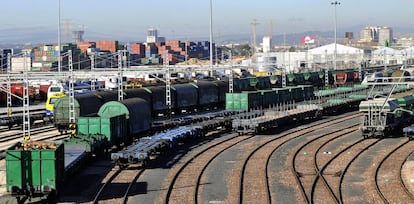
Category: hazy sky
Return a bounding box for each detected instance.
[1,0,413,43]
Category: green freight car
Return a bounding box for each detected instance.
[225,91,262,111]
[6,141,64,197]
[66,114,127,152]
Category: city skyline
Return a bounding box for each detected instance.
[0,0,413,44]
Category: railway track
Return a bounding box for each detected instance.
[162,133,252,204]
[156,112,361,203]
[337,138,410,203]
[291,123,360,204]
[92,167,146,204]
[374,139,414,203]
[310,135,370,203]
[401,151,414,201]
[237,113,361,204]
[0,117,50,133]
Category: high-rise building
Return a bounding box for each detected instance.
[146,28,158,43]
[72,30,85,43]
[146,28,165,43]
[262,36,272,53]
[378,27,393,46]
[359,26,393,46]
[359,26,378,42]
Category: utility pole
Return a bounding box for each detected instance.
[117,51,123,101]
[209,0,214,77]
[331,1,340,71]
[251,19,259,56]
[185,39,188,65]
[22,51,31,143]
[164,51,171,117]
[6,53,11,117]
[67,50,76,136]
[229,50,233,93]
[58,0,61,72]
[91,54,95,90]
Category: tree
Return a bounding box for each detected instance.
[233,44,252,57]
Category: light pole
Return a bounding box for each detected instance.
[209,0,214,77]
[331,1,340,71]
[58,0,61,72]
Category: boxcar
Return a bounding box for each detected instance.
[287,73,305,86]
[172,83,198,112]
[298,85,315,100]
[143,86,177,116]
[212,80,229,107]
[259,89,278,108]
[192,81,219,109]
[98,98,152,137]
[54,93,102,133]
[123,88,152,102]
[233,78,254,92]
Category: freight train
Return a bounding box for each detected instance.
[51,68,368,133]
[359,93,414,138]
[5,80,377,200]
[53,80,228,134]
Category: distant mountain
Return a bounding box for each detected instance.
[1,24,413,48]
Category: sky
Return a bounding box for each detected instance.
[0,0,413,44]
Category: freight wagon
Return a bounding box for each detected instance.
[53,91,119,134]
[225,86,315,111]
[360,94,414,138]
[6,142,65,198]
